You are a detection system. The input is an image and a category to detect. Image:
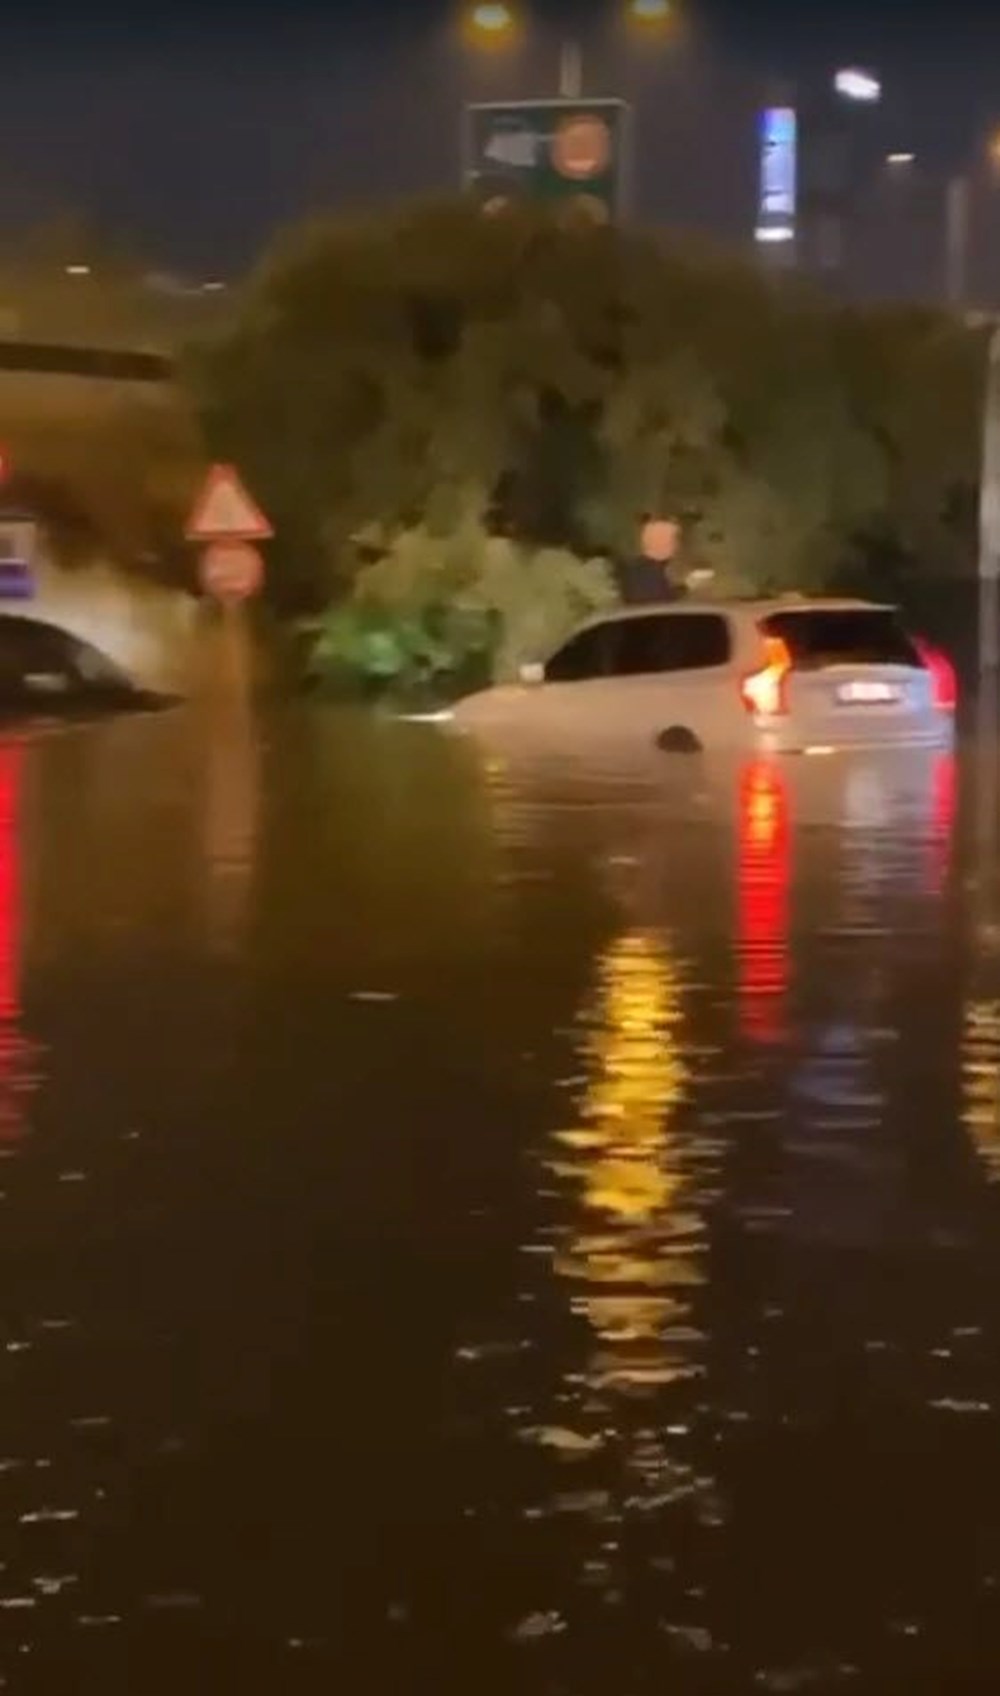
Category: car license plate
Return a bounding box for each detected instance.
[835,680,901,705]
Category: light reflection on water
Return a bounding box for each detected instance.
[737,760,790,1046]
[524,925,726,1641]
[478,735,1000,1686]
[0,741,39,1147]
[201,677,259,955]
[0,712,997,1689]
[964,999,1000,1178]
[548,929,695,1396]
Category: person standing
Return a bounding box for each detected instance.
[616,517,684,604]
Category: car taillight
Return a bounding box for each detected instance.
[914,637,957,712]
[741,636,791,718]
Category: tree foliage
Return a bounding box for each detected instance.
[309,523,613,704]
[190,200,984,680]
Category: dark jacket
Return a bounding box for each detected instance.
[615,556,685,606]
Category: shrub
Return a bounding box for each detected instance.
[307,522,615,704]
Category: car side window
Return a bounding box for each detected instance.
[614,613,731,676]
[67,635,122,685]
[0,622,74,690]
[0,621,119,694]
[28,627,77,676]
[545,621,619,683]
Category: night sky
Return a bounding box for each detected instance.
[1,0,995,273]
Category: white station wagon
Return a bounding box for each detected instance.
[452,598,956,754]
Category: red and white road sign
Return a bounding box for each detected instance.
[199,540,265,603]
[551,114,612,181]
[185,463,273,543]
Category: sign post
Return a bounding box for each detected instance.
[978,327,1000,676]
[185,464,273,704]
[463,98,631,223]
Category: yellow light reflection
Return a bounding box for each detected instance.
[963,998,1000,1180]
[549,929,699,1393]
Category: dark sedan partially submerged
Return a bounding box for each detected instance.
[0,614,172,718]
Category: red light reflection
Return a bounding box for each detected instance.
[737,759,791,1045]
[0,742,32,1143]
[926,750,957,897]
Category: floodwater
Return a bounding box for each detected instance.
[0,696,998,1695]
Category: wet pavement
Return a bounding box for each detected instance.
[0,700,998,1692]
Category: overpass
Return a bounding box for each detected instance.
[0,338,172,383]
[0,337,179,436]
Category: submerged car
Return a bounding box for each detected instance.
[452,598,957,755]
[0,614,170,719]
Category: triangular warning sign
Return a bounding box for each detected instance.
[185,464,273,542]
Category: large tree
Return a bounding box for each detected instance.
[190,199,982,677]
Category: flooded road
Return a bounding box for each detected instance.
[0,702,998,1692]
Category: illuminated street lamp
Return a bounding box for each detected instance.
[463,1,674,96]
[834,67,882,104]
[556,0,675,99]
[462,2,519,47]
[626,0,674,27]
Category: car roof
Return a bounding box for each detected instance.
[0,613,64,636]
[575,596,895,632]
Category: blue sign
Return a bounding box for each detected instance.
[757,106,797,239]
[0,560,35,601]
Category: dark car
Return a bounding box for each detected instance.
[0,614,170,718]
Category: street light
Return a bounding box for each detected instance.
[834,67,882,104]
[463,1,674,97]
[468,2,514,30]
[462,3,519,49]
[626,0,673,26]
[559,2,676,98]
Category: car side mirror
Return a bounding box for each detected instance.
[518,661,545,687]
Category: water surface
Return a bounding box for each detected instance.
[0,704,996,1693]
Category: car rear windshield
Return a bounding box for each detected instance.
[762,609,921,669]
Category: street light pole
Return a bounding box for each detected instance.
[946,175,971,313]
[978,323,1000,675]
[558,37,583,98]
[465,3,674,99]
[802,68,884,289]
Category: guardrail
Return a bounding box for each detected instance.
[0,340,174,382]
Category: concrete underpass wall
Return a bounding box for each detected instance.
[0,350,199,690]
[0,370,174,422]
[0,513,198,695]
[18,553,199,692]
